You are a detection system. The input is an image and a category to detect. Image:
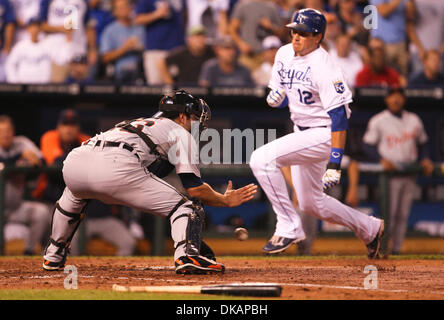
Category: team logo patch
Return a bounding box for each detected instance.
[333,80,345,94]
[331,152,341,158]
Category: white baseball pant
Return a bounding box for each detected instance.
[250,126,381,244]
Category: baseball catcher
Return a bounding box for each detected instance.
[42,89,257,274]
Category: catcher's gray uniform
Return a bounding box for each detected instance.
[43,117,201,264]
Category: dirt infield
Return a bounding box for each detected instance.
[0,256,443,300]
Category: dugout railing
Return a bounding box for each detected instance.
[0,163,442,256]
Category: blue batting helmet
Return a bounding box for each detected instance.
[286,8,327,38]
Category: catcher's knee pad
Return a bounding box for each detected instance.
[169,198,205,256]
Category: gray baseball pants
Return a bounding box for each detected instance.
[389,176,416,253]
[43,144,193,263]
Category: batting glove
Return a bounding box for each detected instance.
[266,88,286,107]
[322,169,341,190]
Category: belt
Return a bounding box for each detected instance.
[297,125,328,131]
[85,140,140,160]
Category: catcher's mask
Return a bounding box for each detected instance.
[154,89,211,132]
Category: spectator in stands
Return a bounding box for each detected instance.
[0,115,51,255]
[185,0,230,42]
[334,0,369,46]
[65,55,94,84]
[9,0,41,44]
[322,11,341,51]
[369,0,416,78]
[34,109,140,256]
[355,38,401,88]
[39,0,98,82]
[0,0,16,82]
[198,35,253,87]
[407,0,444,76]
[229,0,283,71]
[275,0,304,28]
[5,19,74,84]
[100,0,145,83]
[362,87,434,255]
[409,50,444,87]
[252,35,281,86]
[158,26,214,86]
[135,0,185,85]
[88,0,115,48]
[305,0,326,11]
[329,33,363,88]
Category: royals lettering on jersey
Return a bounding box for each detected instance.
[269,44,353,128]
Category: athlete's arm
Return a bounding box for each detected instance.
[326,106,348,170]
[186,180,257,208]
[322,105,349,190]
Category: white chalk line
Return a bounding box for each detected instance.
[1,271,443,296]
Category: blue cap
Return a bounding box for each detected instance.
[286,8,327,36]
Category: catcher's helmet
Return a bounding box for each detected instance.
[156,89,211,131]
[286,8,326,39]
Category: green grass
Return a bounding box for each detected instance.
[0,289,260,300]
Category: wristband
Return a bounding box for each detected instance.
[328,148,344,169]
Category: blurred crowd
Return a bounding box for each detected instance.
[0,111,144,255]
[0,0,443,88]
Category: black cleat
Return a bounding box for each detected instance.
[175,255,225,275]
[42,259,65,271]
[262,235,306,254]
[367,220,385,259]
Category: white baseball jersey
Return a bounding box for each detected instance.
[5,37,73,83]
[92,117,201,177]
[42,0,89,56]
[363,109,428,166]
[269,44,353,128]
[10,0,42,42]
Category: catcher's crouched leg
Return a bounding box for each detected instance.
[42,202,86,271]
[169,198,224,274]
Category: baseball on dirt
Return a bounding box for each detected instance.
[234,227,249,241]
